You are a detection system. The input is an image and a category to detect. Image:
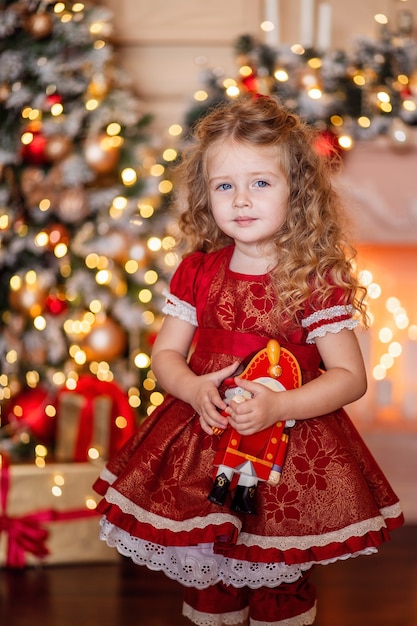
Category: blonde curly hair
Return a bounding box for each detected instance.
[173,95,367,331]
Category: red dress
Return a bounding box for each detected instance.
[94,245,404,590]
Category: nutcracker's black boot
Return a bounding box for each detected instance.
[208,473,231,506]
[231,485,257,515]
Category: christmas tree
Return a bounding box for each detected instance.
[0,0,179,461]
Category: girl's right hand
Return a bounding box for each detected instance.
[187,361,240,435]
[151,315,239,434]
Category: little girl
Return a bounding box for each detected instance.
[94,95,404,626]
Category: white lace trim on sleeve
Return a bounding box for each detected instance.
[302,305,358,344]
[162,289,198,327]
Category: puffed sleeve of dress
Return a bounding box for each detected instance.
[162,252,206,327]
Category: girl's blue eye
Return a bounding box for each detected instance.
[217,183,232,191]
[255,180,268,188]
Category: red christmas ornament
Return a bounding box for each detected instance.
[45,93,63,109]
[45,293,68,315]
[241,70,258,93]
[45,223,70,249]
[312,128,342,160]
[4,386,56,444]
[21,124,48,165]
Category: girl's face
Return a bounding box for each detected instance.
[207,140,289,257]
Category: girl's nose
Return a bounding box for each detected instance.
[233,190,250,208]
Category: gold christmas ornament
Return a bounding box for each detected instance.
[83,316,127,362]
[8,280,48,318]
[44,134,72,162]
[55,187,90,223]
[87,73,110,99]
[20,167,45,197]
[84,133,120,175]
[25,12,54,40]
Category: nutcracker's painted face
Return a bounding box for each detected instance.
[207,139,289,258]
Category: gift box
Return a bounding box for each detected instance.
[54,375,137,462]
[0,459,118,568]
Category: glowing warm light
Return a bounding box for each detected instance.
[308,87,322,99]
[134,352,151,368]
[194,90,208,102]
[115,416,128,429]
[353,74,366,86]
[388,342,402,357]
[147,237,162,252]
[121,167,137,185]
[394,312,409,329]
[34,316,46,330]
[138,289,152,303]
[51,103,64,116]
[374,13,388,25]
[150,164,164,177]
[107,122,121,135]
[142,311,155,325]
[357,116,371,128]
[338,135,353,150]
[150,392,165,407]
[403,100,416,112]
[408,325,417,340]
[330,115,343,127]
[290,44,305,55]
[21,132,34,146]
[163,148,177,162]
[378,327,393,343]
[380,102,392,113]
[54,243,68,258]
[143,378,156,391]
[308,58,322,69]
[274,69,289,82]
[113,196,127,210]
[261,20,275,33]
[372,364,386,380]
[386,297,400,313]
[380,354,394,369]
[226,85,240,98]
[144,270,158,284]
[168,124,182,136]
[88,447,100,460]
[158,179,173,194]
[35,444,48,457]
[367,283,382,299]
[239,65,253,77]
[377,91,390,103]
[86,99,99,111]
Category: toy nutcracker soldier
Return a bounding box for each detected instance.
[208,339,302,514]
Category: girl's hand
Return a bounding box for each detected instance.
[188,362,240,435]
[225,377,281,435]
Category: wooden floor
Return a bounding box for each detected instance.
[1,524,416,626]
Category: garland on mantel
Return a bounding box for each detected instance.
[184,27,417,154]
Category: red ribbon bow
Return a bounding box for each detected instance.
[0,456,51,568]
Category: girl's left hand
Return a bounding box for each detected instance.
[225,377,281,435]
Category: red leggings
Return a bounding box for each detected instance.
[182,572,316,625]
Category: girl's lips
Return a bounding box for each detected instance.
[235,216,257,225]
